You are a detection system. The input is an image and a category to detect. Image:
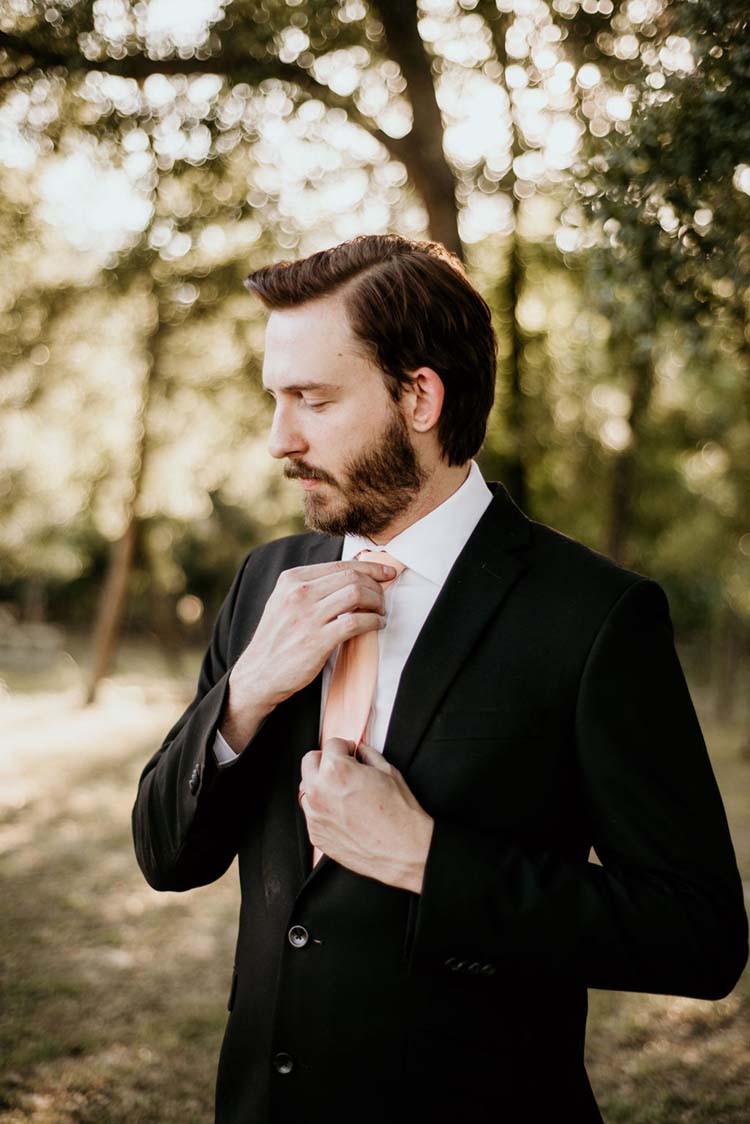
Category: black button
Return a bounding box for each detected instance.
[480,963,496,976]
[273,1052,294,1075]
[288,925,309,949]
[467,961,481,974]
[444,956,457,970]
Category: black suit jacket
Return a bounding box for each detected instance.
[132,482,748,1124]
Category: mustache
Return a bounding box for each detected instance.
[284,462,336,485]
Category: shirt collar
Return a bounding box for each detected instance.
[341,459,493,586]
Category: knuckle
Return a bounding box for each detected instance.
[326,759,346,783]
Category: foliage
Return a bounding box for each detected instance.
[0,0,747,643]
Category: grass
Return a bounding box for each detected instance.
[0,640,748,1123]
[585,702,750,1123]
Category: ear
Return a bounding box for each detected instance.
[402,366,444,434]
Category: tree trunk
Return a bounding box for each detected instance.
[740,618,750,760]
[22,578,47,622]
[147,582,185,677]
[85,291,162,704]
[711,601,741,725]
[737,316,750,755]
[606,346,654,564]
[374,0,462,258]
[474,0,528,511]
[84,520,138,704]
[503,226,528,513]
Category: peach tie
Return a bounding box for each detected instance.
[311,549,405,866]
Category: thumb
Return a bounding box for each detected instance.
[355,742,391,771]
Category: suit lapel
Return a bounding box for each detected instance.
[382,482,532,777]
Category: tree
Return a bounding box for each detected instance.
[6,0,745,705]
[0,0,650,514]
[578,0,750,724]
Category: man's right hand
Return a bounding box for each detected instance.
[218,559,394,752]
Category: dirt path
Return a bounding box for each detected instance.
[1,664,747,1122]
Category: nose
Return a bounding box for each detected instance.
[267,400,307,460]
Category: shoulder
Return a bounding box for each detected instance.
[521,515,668,633]
[529,518,647,587]
[486,482,654,608]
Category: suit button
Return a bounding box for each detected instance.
[444,957,458,970]
[480,963,496,976]
[467,961,481,974]
[288,925,309,948]
[273,1052,294,1075]
[189,763,201,795]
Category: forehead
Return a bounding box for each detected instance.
[262,293,375,391]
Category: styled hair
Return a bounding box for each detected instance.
[244,234,497,466]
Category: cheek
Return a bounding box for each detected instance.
[314,410,366,455]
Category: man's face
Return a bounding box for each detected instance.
[262,294,427,538]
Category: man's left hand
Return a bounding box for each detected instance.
[299,738,434,894]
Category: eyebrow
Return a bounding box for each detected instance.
[263,382,341,396]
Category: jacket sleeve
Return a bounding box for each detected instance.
[409,578,749,999]
[131,550,270,892]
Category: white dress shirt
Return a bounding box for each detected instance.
[213,459,493,763]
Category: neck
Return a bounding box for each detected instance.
[368,461,472,545]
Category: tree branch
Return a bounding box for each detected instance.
[473,0,509,71]
[0,28,412,166]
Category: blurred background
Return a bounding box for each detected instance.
[0,1,748,1121]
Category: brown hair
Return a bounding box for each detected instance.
[244,234,497,466]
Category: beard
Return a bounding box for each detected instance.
[285,402,428,538]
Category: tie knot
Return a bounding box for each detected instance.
[355,549,406,582]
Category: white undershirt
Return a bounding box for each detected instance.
[214,459,493,763]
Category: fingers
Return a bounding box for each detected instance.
[321,737,357,760]
[287,560,396,585]
[353,741,391,770]
[300,749,322,792]
[317,580,386,622]
[323,610,386,646]
[280,565,389,630]
[300,741,355,813]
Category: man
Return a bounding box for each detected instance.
[132,234,748,1124]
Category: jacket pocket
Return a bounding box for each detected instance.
[227,966,238,1012]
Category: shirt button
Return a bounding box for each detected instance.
[288,925,309,949]
[480,963,496,976]
[467,961,482,974]
[273,1052,294,1075]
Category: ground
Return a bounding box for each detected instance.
[0,637,747,1123]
